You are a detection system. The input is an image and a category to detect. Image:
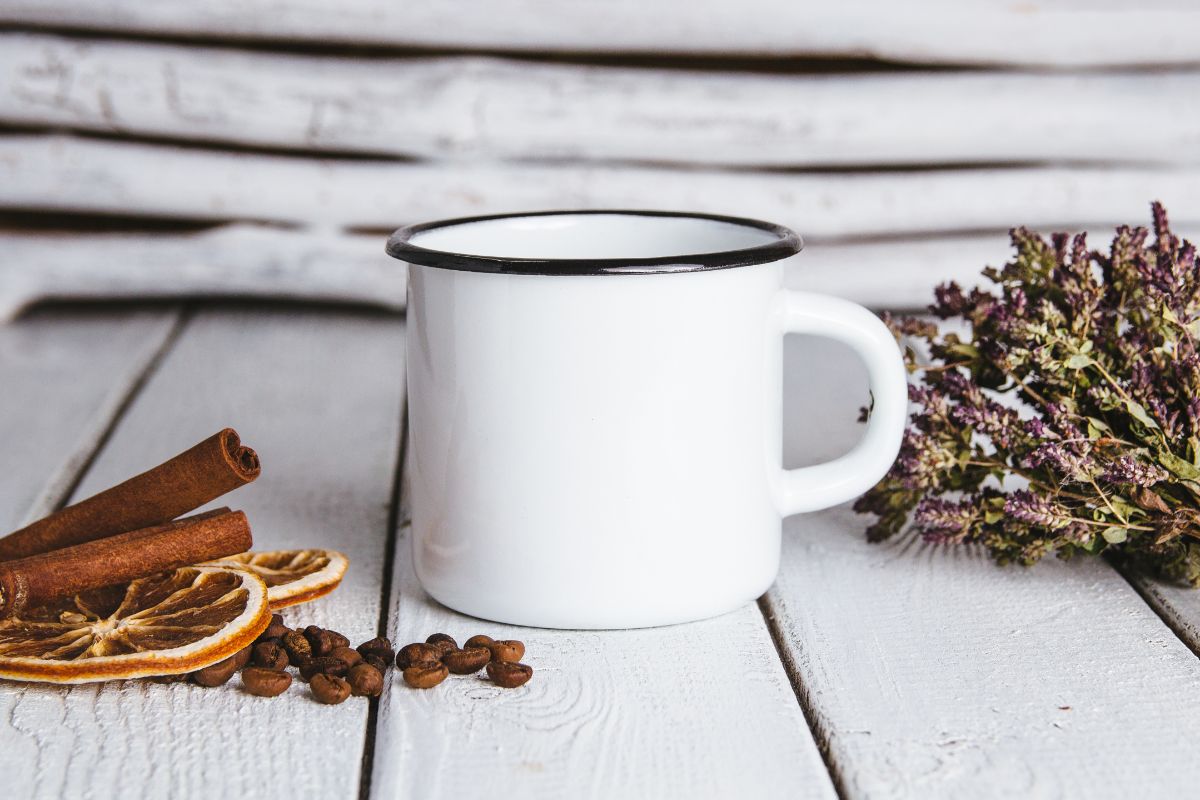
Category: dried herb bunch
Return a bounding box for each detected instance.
[855,203,1200,583]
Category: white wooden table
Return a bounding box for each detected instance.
[5,303,1200,799]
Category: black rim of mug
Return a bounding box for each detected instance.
[385,209,803,276]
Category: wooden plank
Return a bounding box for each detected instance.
[10,226,1143,318]
[0,307,178,530]
[8,223,1196,320]
[4,34,1200,168]
[0,308,405,797]
[0,225,406,322]
[371,458,836,799]
[0,226,1002,318]
[0,0,1198,67]
[767,336,1200,798]
[4,135,1199,239]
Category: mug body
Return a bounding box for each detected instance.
[392,211,802,628]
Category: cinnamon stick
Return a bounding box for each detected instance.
[0,509,252,619]
[0,428,260,561]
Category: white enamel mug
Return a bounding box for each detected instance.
[387,210,907,629]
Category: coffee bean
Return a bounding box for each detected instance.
[403,661,449,689]
[310,673,351,705]
[190,655,241,687]
[486,661,533,688]
[242,667,292,697]
[442,646,491,675]
[347,663,384,697]
[364,654,389,673]
[487,640,525,663]
[306,628,338,657]
[252,641,290,671]
[357,636,395,664]
[303,625,348,655]
[299,655,351,681]
[463,634,494,650]
[282,630,313,665]
[329,646,362,668]
[396,642,442,669]
[258,613,290,643]
[426,633,457,655]
[231,644,254,670]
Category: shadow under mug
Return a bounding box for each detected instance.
[387,210,907,629]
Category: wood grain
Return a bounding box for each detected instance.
[0,0,1197,66]
[0,225,406,321]
[3,135,1198,239]
[4,33,1200,167]
[0,308,406,798]
[769,336,1200,798]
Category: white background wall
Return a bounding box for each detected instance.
[1,1,1198,319]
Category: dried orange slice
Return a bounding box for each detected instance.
[0,566,269,684]
[206,549,348,609]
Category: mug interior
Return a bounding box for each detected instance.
[387,210,802,275]
[410,213,783,259]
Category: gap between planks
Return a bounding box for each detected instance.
[357,373,408,800]
[757,593,851,800]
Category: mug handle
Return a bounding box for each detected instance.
[773,290,909,516]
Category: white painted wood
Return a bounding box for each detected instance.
[372,462,835,798]
[4,34,1200,168]
[0,0,1197,67]
[1123,575,1200,657]
[791,236,1012,310]
[0,225,406,321]
[0,308,178,530]
[795,227,1192,309]
[768,336,1200,798]
[4,136,1199,239]
[9,225,1198,319]
[0,308,406,799]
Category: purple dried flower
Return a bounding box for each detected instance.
[1101,455,1169,487]
[1023,441,1094,482]
[893,430,959,492]
[1187,397,1200,437]
[1023,416,1050,439]
[913,497,978,544]
[931,282,969,318]
[1004,491,1072,530]
[857,204,1200,584]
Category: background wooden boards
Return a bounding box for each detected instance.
[4,34,1199,167]
[0,5,1196,316]
[3,1,1199,66]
